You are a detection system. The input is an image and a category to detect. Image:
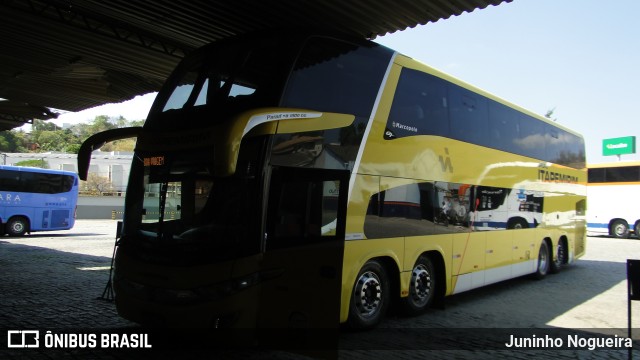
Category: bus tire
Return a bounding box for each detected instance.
[347,260,390,329]
[550,239,566,274]
[533,241,550,280]
[611,219,629,239]
[6,216,28,237]
[401,255,436,316]
[507,218,528,229]
[635,222,640,238]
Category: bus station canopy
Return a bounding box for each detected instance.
[0,0,510,131]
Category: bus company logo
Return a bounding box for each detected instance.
[439,148,454,173]
[391,121,418,133]
[7,330,39,348]
[538,169,578,183]
[0,193,21,203]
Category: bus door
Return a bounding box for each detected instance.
[258,166,348,351]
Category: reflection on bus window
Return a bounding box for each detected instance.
[267,178,341,250]
[385,68,586,169]
[364,181,545,239]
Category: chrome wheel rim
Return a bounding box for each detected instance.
[354,271,382,318]
[11,222,24,233]
[539,244,548,273]
[410,264,432,306]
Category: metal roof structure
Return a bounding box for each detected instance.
[0,0,511,132]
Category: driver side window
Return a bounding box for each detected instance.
[266,168,345,251]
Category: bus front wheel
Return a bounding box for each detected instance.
[401,255,435,315]
[347,260,390,329]
[6,217,28,237]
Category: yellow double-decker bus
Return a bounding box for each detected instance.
[79,29,587,332]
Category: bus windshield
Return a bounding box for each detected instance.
[126,137,264,264]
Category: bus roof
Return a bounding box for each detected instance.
[0,165,78,177]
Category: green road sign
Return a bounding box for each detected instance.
[603,136,636,156]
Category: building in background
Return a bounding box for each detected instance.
[1,151,133,193]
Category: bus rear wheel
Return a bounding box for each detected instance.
[401,256,435,315]
[347,260,390,329]
[611,220,630,239]
[6,217,28,237]
[550,239,566,274]
[533,241,550,279]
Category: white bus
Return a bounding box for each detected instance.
[587,161,640,238]
[472,186,544,231]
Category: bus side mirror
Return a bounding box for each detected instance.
[78,127,142,180]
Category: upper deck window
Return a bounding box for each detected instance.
[386,68,585,169]
[282,37,392,119]
[151,34,296,128]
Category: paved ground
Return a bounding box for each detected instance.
[1,220,639,359]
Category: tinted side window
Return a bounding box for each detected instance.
[0,172,75,194]
[0,170,22,191]
[588,168,605,183]
[21,172,63,194]
[516,115,546,161]
[488,101,520,154]
[386,69,448,139]
[266,169,346,250]
[559,132,586,169]
[283,37,392,119]
[545,125,564,165]
[364,181,472,239]
[384,68,585,169]
[62,175,76,192]
[448,85,489,146]
[599,166,640,182]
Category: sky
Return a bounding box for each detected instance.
[50,0,640,165]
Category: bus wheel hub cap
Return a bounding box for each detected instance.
[355,271,381,316]
[411,265,431,303]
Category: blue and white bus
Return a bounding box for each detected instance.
[0,165,79,236]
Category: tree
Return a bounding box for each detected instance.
[0,129,28,152]
[32,119,60,132]
[14,159,48,168]
[66,144,82,154]
[4,114,140,154]
[81,173,114,195]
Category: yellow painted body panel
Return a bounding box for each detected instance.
[338,54,587,323]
